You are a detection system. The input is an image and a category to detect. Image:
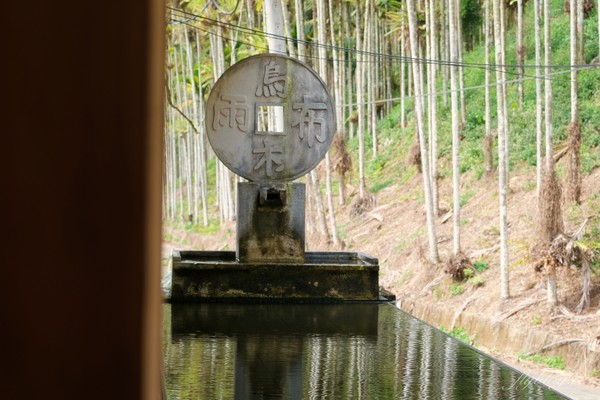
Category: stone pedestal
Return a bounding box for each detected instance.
[237,182,305,263]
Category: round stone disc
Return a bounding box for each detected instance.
[206,54,336,182]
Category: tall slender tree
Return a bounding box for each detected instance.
[493,0,510,300]
[568,0,582,204]
[316,0,339,246]
[407,0,439,264]
[449,0,462,254]
[541,0,564,305]
[483,0,494,175]
[516,0,524,108]
[534,0,544,197]
[428,0,439,215]
[356,1,367,199]
[456,0,467,127]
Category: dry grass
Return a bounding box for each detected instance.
[538,168,565,244]
[406,141,421,172]
[349,192,375,217]
[483,133,495,175]
[331,133,352,175]
[567,120,582,205]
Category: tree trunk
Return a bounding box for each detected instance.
[310,170,329,240]
[544,0,553,171]
[429,0,439,215]
[456,0,467,127]
[484,0,494,175]
[534,0,544,198]
[493,0,510,300]
[329,0,348,206]
[280,0,297,58]
[569,0,582,204]
[400,9,406,129]
[316,0,339,246]
[368,5,378,158]
[195,38,209,226]
[407,0,439,264]
[294,0,306,60]
[516,0,524,109]
[264,0,287,55]
[184,27,200,226]
[577,0,584,64]
[356,1,367,198]
[449,0,461,254]
[440,0,449,108]
[543,0,559,305]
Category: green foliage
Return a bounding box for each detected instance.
[370,153,390,175]
[461,0,482,50]
[531,315,542,326]
[451,189,475,208]
[440,326,473,344]
[517,352,566,370]
[370,178,394,193]
[472,259,489,272]
[460,189,474,207]
[450,283,464,296]
[469,275,484,287]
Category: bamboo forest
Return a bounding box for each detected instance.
[161,0,600,391]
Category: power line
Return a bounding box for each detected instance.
[170,13,561,83]
[168,6,598,71]
[168,14,595,109]
[169,2,211,25]
[344,64,595,108]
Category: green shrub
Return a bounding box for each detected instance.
[517,352,566,370]
[472,259,489,272]
[440,326,472,344]
[450,283,464,296]
[469,275,485,287]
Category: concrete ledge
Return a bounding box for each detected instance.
[171,250,380,302]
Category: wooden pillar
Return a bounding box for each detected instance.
[1,1,165,399]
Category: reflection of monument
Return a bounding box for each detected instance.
[171,54,384,302]
[170,303,379,399]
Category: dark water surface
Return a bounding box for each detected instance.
[163,303,567,399]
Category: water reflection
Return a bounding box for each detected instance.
[163,303,566,400]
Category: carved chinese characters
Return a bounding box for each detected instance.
[206,54,335,182]
[256,60,286,98]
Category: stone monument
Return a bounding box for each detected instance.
[171,54,384,302]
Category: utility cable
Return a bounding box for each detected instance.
[170,14,570,83]
[168,6,598,71]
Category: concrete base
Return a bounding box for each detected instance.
[171,250,382,302]
[237,182,305,263]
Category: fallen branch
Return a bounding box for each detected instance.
[469,243,500,259]
[552,147,569,164]
[497,297,544,321]
[524,339,586,357]
[420,276,444,296]
[451,295,477,329]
